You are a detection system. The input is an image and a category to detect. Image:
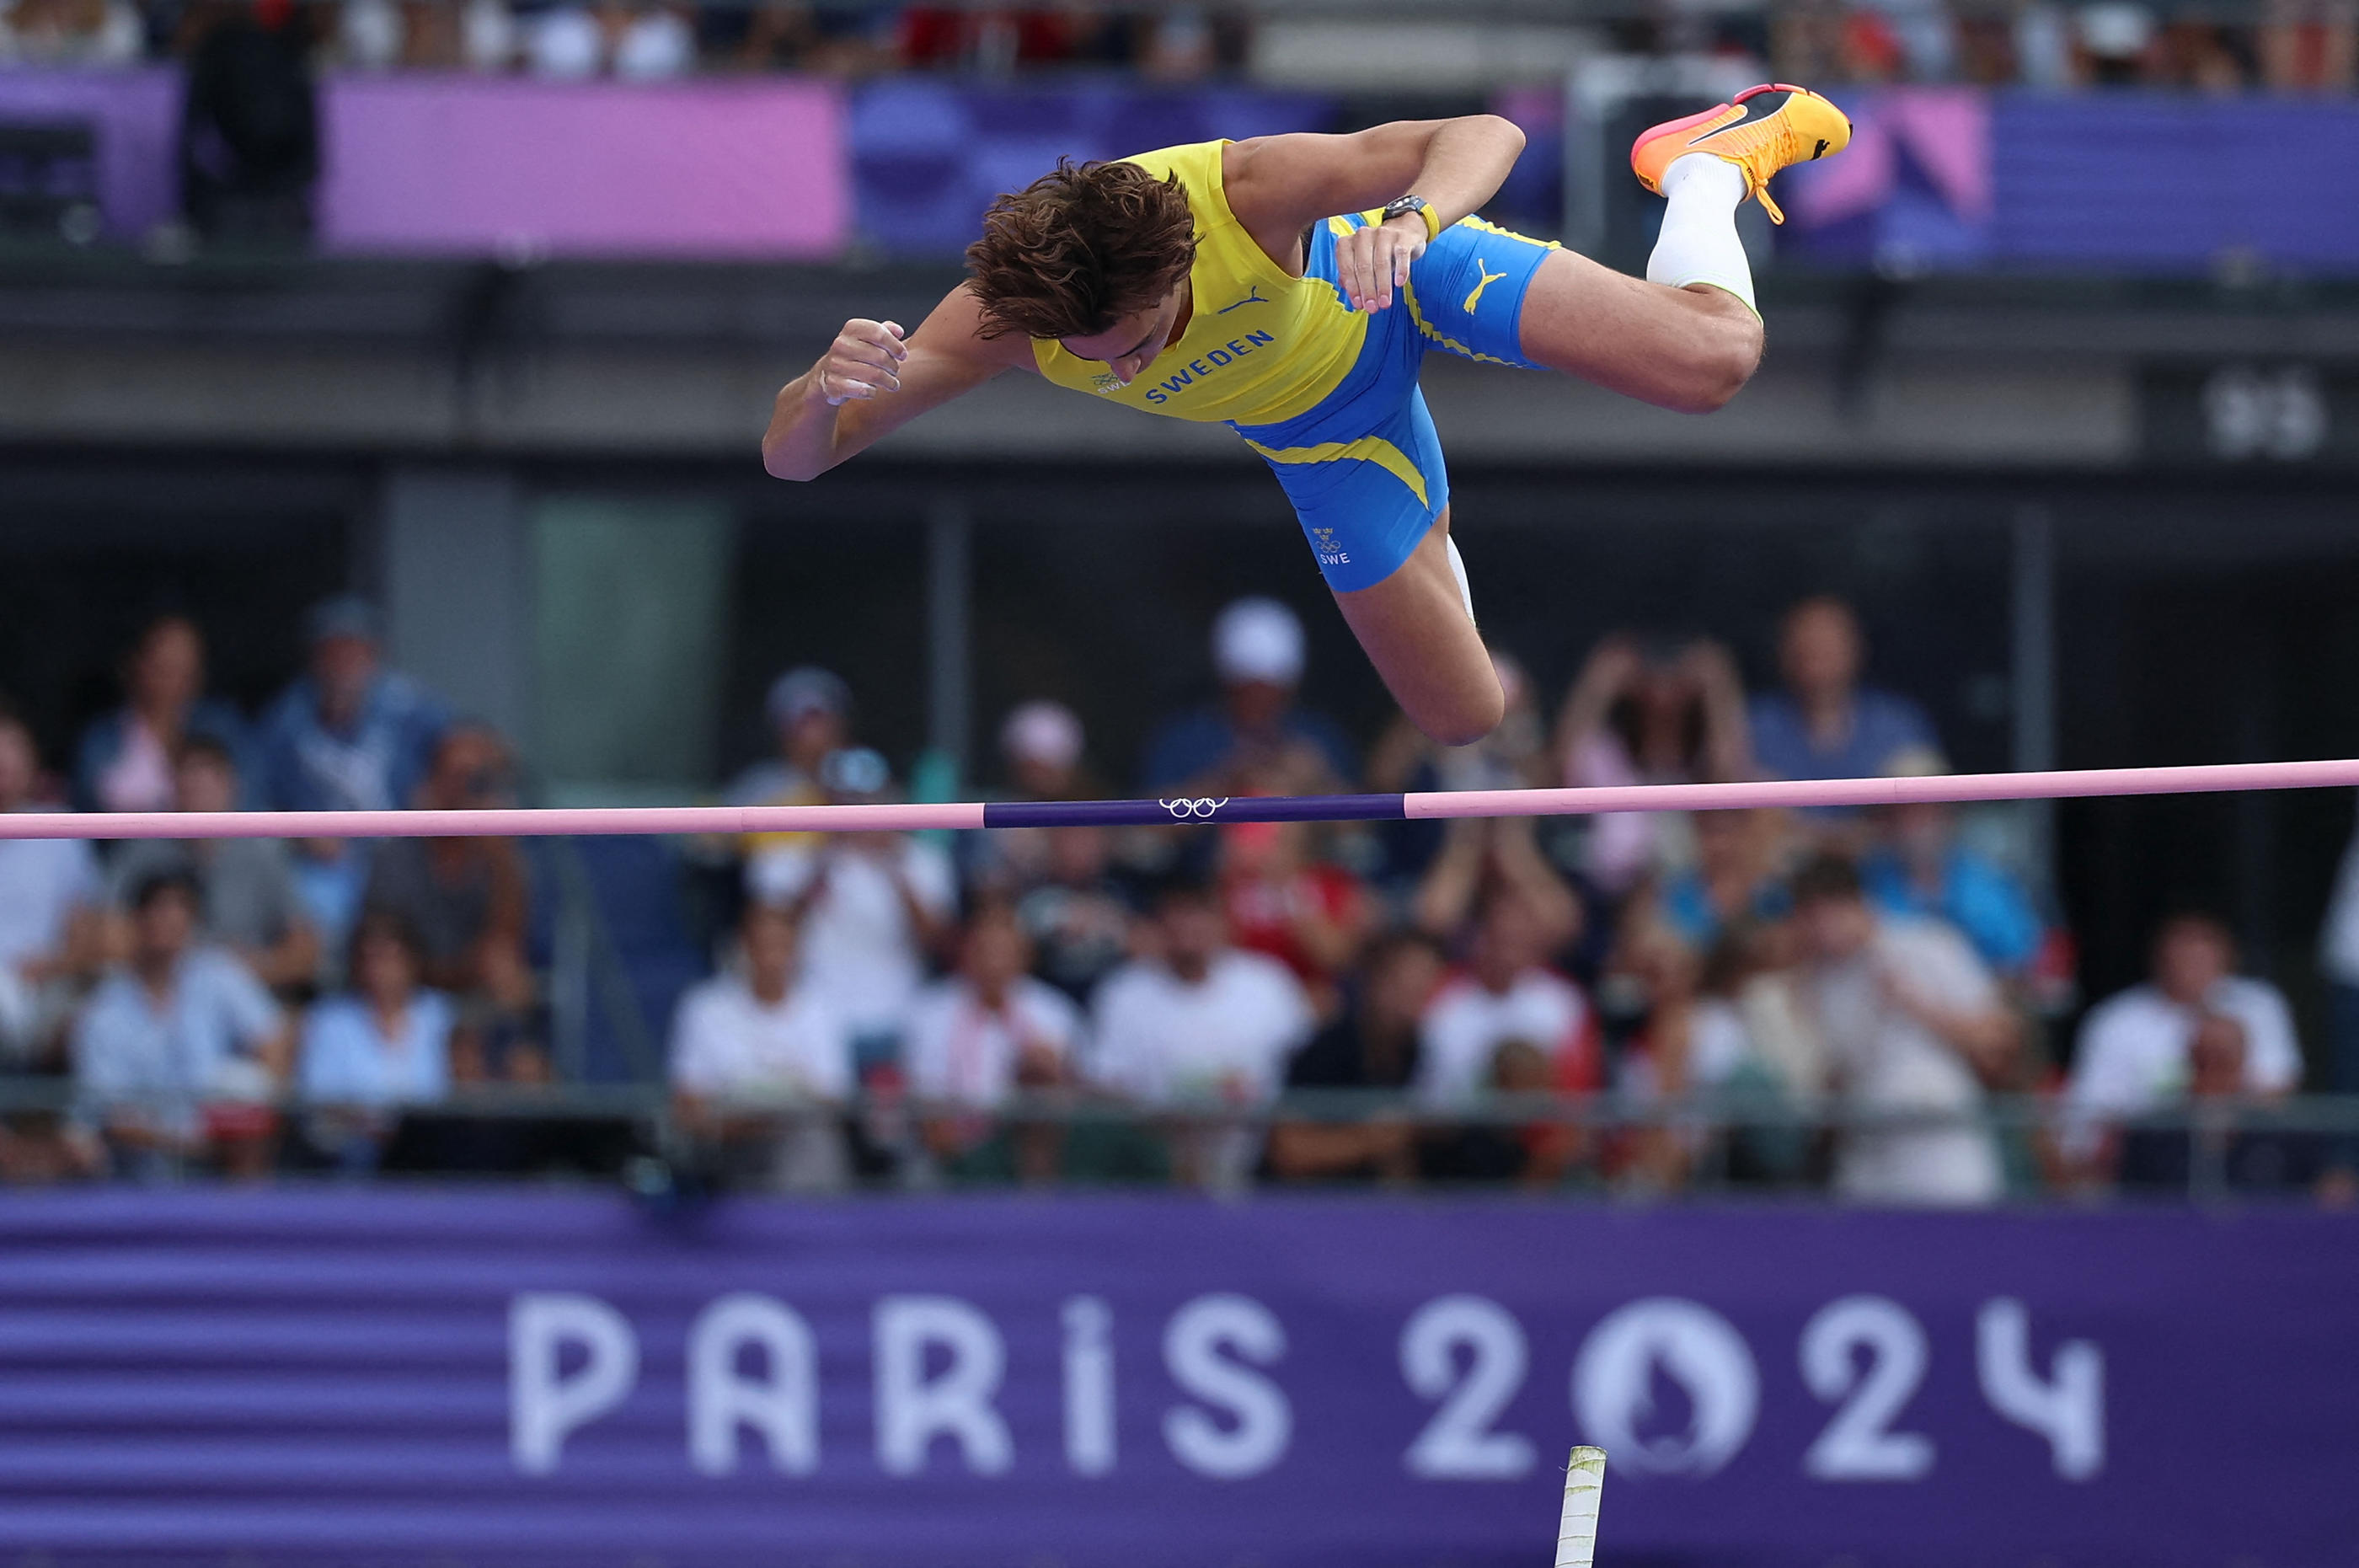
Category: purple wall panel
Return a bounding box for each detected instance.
[0,1188,2351,1565]
[318,75,849,259]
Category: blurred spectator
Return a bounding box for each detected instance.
[1089,876,1313,1187]
[608,0,695,78]
[525,3,606,75]
[1412,814,1583,955]
[2065,912,2300,1181]
[297,911,455,1173]
[1614,919,1824,1188]
[69,868,288,1180]
[0,704,104,1062]
[1650,806,1793,955]
[1000,698,1092,801]
[2110,1013,2324,1194]
[1859,752,2045,979]
[257,596,451,941]
[668,901,853,1191]
[1789,853,2019,1205]
[747,747,955,1057]
[728,666,851,811]
[1555,635,1752,897]
[1216,819,1372,1014]
[1013,823,1138,1004]
[361,725,541,1079]
[74,614,249,816]
[0,0,143,66]
[736,0,899,72]
[1265,929,1442,1184]
[966,698,1097,892]
[1417,888,1602,1106]
[459,0,519,70]
[2261,0,2356,90]
[1142,597,1356,795]
[905,902,1079,1182]
[1747,596,1939,789]
[179,0,319,243]
[108,736,320,993]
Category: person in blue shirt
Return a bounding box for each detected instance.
[1860,795,2045,977]
[1747,595,1939,787]
[254,596,452,945]
[1141,597,1358,795]
[298,911,456,1174]
[69,868,287,1180]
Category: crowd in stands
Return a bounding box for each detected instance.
[0,583,2348,1205]
[0,0,2351,93]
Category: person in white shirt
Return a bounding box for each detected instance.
[906,902,1081,1181]
[2065,912,2302,1180]
[668,902,854,1191]
[745,748,955,1053]
[1418,890,1600,1105]
[1789,854,2020,1207]
[1089,880,1313,1188]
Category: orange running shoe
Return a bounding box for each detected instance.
[1629,83,1851,225]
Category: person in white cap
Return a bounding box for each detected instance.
[1141,597,1358,794]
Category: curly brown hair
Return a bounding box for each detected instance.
[965,158,1198,341]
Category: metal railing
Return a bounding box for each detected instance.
[12,1078,2357,1202]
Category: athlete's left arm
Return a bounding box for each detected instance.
[1223,117,1527,313]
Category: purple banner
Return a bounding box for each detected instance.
[0,1190,2351,1565]
[0,66,179,239]
[850,81,1333,255]
[1784,88,2359,275]
[318,75,849,259]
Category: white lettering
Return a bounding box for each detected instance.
[1400,1295,1535,1480]
[688,1293,818,1476]
[1977,1298,2104,1480]
[1800,1296,1935,1480]
[874,1295,1014,1475]
[1163,1294,1291,1479]
[1063,1295,1117,1476]
[509,1292,639,1475]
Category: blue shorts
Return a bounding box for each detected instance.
[1230,214,1559,591]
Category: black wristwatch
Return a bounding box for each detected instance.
[1380,194,1442,241]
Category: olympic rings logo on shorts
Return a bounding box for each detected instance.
[1157,797,1230,820]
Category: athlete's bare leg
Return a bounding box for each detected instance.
[1332,510,1502,747]
[1514,248,1763,415]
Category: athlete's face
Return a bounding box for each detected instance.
[1060,283,1186,385]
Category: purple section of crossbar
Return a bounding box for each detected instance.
[982,795,1404,828]
[3,758,2359,840]
[0,803,988,842]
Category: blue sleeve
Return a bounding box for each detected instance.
[1951,859,2042,972]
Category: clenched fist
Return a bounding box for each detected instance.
[814,318,909,405]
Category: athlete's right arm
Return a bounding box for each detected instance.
[762,283,1032,482]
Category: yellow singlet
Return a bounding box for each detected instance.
[1030,140,1367,427]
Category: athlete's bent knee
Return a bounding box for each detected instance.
[1411,679,1507,749]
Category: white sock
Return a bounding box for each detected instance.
[1646,154,1757,316]
[1446,535,1474,623]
